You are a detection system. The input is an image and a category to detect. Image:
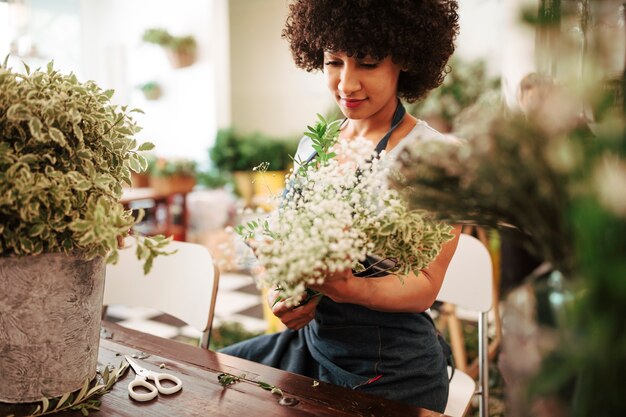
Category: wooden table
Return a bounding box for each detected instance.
[1,322,448,417]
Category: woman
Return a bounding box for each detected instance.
[222,0,460,411]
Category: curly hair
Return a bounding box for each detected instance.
[282,0,459,103]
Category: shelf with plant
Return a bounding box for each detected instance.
[209,128,299,206]
[142,28,197,69]
[138,81,162,101]
[146,156,198,195]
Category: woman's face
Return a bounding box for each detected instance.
[323,51,401,121]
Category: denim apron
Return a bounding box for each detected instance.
[221,102,451,412]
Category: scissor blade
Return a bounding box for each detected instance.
[124,355,147,375]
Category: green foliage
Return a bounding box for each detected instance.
[27,360,129,416]
[139,81,160,93]
[394,65,626,417]
[209,128,299,172]
[137,81,162,100]
[217,372,284,397]
[146,155,197,178]
[0,60,165,271]
[301,114,341,168]
[142,28,197,54]
[209,321,263,351]
[195,169,230,189]
[406,58,500,131]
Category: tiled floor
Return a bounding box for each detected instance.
[105,271,267,342]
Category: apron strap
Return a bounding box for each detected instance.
[374,100,406,154]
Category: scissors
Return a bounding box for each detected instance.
[125,355,183,401]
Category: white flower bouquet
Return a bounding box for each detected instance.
[237,115,453,305]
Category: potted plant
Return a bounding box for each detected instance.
[147,157,197,195]
[142,28,197,69]
[0,60,170,403]
[138,81,163,101]
[209,128,298,207]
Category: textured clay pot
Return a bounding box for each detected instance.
[0,254,105,403]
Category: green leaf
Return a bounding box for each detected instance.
[142,256,154,275]
[102,366,110,384]
[128,156,141,173]
[29,223,45,237]
[137,142,155,151]
[136,154,148,171]
[48,127,67,146]
[75,378,90,403]
[7,103,31,121]
[75,180,92,191]
[55,392,72,411]
[28,117,43,138]
[41,397,50,412]
[73,123,84,142]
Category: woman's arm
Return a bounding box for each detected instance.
[310,225,462,313]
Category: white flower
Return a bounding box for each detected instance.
[234,133,453,301]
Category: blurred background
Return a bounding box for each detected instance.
[0,0,528,163]
[0,0,528,260]
[2,1,625,416]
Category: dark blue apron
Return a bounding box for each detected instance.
[221,102,451,412]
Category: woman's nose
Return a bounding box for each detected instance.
[338,66,361,95]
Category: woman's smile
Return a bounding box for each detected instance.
[341,98,367,109]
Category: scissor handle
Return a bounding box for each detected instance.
[128,377,159,402]
[150,372,183,395]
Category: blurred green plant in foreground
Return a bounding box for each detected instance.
[393,2,626,414]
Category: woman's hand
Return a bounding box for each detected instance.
[308,269,354,304]
[267,287,321,330]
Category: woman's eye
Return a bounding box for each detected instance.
[359,62,379,68]
[324,61,342,66]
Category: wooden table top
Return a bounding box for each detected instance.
[0,322,449,417]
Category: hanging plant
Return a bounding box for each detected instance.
[142,28,197,68]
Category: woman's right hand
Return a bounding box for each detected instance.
[267,287,320,330]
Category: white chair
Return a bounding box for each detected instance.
[439,233,493,417]
[103,238,220,349]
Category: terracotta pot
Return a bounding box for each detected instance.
[131,172,150,188]
[0,254,105,403]
[165,48,196,69]
[149,175,196,195]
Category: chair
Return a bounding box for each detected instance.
[103,238,220,349]
[438,233,493,417]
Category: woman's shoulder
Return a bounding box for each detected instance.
[389,120,460,157]
[408,120,457,143]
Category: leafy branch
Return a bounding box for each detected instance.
[12,361,130,417]
[217,372,284,397]
[302,114,342,170]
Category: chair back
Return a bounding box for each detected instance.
[437,233,493,313]
[103,238,220,349]
[438,233,493,417]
